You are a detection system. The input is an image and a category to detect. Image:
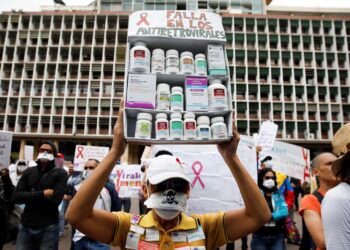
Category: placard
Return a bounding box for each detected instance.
[0,131,13,169]
[24,145,34,162]
[73,145,109,171]
[258,121,278,152]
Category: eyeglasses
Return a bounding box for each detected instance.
[39,148,53,154]
[84,166,95,170]
[150,178,190,194]
[264,176,276,180]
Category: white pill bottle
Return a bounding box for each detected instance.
[171,86,184,111]
[135,113,152,139]
[166,49,179,74]
[196,116,211,140]
[156,83,170,110]
[170,112,183,140]
[195,54,207,76]
[208,79,228,111]
[151,48,165,74]
[184,112,197,140]
[211,117,227,139]
[129,41,150,74]
[180,51,194,75]
[155,113,169,140]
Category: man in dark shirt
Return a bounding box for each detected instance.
[12,141,68,250]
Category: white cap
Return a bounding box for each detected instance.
[134,41,147,47]
[157,83,170,92]
[166,49,179,58]
[195,53,206,60]
[171,86,183,93]
[156,113,167,120]
[209,79,222,85]
[197,116,210,125]
[170,112,182,119]
[146,155,190,185]
[137,112,152,121]
[211,116,224,124]
[184,112,195,119]
[180,51,193,58]
[152,48,164,56]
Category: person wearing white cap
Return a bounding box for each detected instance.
[66,99,271,249]
[321,123,350,250]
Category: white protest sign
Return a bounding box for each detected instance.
[110,164,144,198]
[24,145,34,162]
[128,11,226,41]
[152,144,257,214]
[0,131,13,169]
[240,135,310,181]
[73,145,109,171]
[258,121,278,152]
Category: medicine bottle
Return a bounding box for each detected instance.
[211,117,227,139]
[129,41,150,74]
[180,51,194,75]
[184,112,196,140]
[171,87,184,111]
[166,50,179,74]
[155,113,169,140]
[156,83,170,110]
[196,116,211,140]
[195,54,207,76]
[135,113,152,139]
[170,112,183,140]
[151,49,165,74]
[208,79,228,111]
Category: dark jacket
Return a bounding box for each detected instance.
[12,162,68,227]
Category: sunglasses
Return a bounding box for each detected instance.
[84,166,95,170]
[39,148,54,154]
[150,178,190,194]
[264,176,276,180]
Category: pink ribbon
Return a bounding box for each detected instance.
[136,13,150,26]
[76,146,84,159]
[302,148,310,181]
[192,161,205,189]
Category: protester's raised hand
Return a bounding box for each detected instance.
[217,122,240,160]
[112,98,127,155]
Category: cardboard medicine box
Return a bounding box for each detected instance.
[126,74,156,109]
[185,76,208,111]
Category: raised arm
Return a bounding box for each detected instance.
[217,124,271,241]
[66,99,126,244]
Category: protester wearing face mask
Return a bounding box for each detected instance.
[12,141,68,250]
[66,99,271,249]
[10,160,28,186]
[251,168,289,250]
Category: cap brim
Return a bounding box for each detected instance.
[148,172,190,185]
[332,151,350,176]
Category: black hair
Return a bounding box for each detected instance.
[261,156,272,163]
[87,159,100,164]
[154,150,173,157]
[336,153,350,185]
[258,167,278,193]
[39,140,58,157]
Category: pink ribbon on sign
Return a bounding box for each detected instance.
[192,161,205,189]
[136,13,150,26]
[76,146,84,159]
[302,148,310,181]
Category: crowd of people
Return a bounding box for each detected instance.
[0,100,349,250]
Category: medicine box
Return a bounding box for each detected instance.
[126,74,156,109]
[185,76,208,111]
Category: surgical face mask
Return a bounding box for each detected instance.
[17,164,27,174]
[37,152,55,161]
[144,189,188,220]
[82,170,93,179]
[263,179,275,190]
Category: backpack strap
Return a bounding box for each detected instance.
[312,190,324,204]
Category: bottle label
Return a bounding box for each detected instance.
[181,58,194,73]
[171,94,183,110]
[166,57,179,67]
[171,121,183,138]
[158,93,170,110]
[134,50,145,58]
[212,125,227,138]
[209,88,227,108]
[136,121,151,138]
[214,88,225,97]
[185,121,196,130]
[156,122,169,139]
[152,59,165,73]
[198,127,210,139]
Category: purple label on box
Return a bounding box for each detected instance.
[186,76,208,88]
[126,101,154,109]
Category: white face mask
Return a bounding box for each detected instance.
[82,170,93,179]
[37,152,55,161]
[263,179,275,190]
[17,164,27,174]
[144,189,188,220]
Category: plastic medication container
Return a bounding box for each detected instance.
[171,87,184,111]
[155,113,169,140]
[180,51,194,75]
[208,79,228,111]
[151,49,165,74]
[195,54,207,76]
[166,50,179,74]
[184,112,197,140]
[156,83,170,110]
[170,112,183,140]
[129,41,150,74]
[196,116,211,140]
[211,117,227,139]
[135,113,152,139]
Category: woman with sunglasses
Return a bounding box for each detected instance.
[66,99,271,249]
[251,168,289,250]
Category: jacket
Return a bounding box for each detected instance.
[270,191,289,221]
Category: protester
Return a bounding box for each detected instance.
[251,168,288,250]
[299,152,337,250]
[73,159,121,250]
[10,160,28,187]
[12,141,68,250]
[0,168,15,250]
[290,177,303,211]
[66,99,271,249]
[7,157,17,177]
[321,123,350,250]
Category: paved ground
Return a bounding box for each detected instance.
[4,198,301,250]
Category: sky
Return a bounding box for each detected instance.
[0,0,350,11]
